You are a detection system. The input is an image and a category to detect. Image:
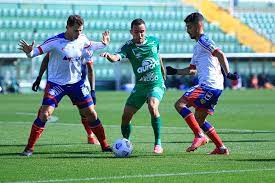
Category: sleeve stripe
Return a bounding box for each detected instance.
[38,46,43,54]
[43,37,60,45]
[198,40,213,53]
[84,42,92,49]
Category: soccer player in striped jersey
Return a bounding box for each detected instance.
[166,12,239,155]
[101,18,166,154]
[32,32,109,145]
[18,15,112,156]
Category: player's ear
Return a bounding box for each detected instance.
[198,21,203,30]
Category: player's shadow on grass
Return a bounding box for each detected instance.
[233,159,275,162]
[47,155,140,159]
[135,141,191,144]
[0,151,113,157]
[222,139,274,143]
[218,131,275,134]
[46,153,173,159]
[0,143,84,147]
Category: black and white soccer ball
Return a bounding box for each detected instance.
[112,138,133,158]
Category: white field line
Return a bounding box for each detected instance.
[6,168,275,183]
[0,121,273,133]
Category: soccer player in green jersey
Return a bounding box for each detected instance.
[101,18,166,154]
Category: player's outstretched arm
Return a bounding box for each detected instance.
[214,49,239,80]
[166,66,196,76]
[87,62,95,91]
[18,40,35,57]
[100,52,120,63]
[86,62,96,105]
[32,54,49,92]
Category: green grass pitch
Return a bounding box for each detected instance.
[0,90,274,182]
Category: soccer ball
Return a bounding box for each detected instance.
[112,138,133,158]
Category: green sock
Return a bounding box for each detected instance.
[121,123,133,140]
[151,116,162,146]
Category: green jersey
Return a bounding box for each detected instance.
[116,36,164,86]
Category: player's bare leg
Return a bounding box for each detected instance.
[80,105,111,152]
[22,105,55,156]
[195,110,229,155]
[175,97,207,152]
[148,97,163,154]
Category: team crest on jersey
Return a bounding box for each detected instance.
[137,58,159,73]
[152,46,157,53]
[200,99,206,104]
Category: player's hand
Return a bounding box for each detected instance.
[18,40,35,54]
[166,66,177,75]
[32,76,41,92]
[102,30,110,45]
[227,72,239,80]
[100,52,111,59]
[91,90,96,105]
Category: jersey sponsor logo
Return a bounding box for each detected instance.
[63,56,81,62]
[139,71,158,82]
[137,58,159,74]
[200,99,206,104]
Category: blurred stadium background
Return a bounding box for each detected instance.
[0,0,274,93]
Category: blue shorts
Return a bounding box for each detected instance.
[42,80,93,109]
[183,84,222,115]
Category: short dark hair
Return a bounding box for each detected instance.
[67,15,84,27]
[184,12,204,24]
[131,18,145,29]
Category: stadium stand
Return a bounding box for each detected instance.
[0,1,254,54]
[183,0,274,53]
[0,0,274,92]
[212,0,274,47]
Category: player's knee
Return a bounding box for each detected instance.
[174,100,189,112]
[85,110,97,122]
[148,105,159,117]
[39,110,51,122]
[174,100,183,112]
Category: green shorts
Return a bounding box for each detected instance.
[126,84,165,110]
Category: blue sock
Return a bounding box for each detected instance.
[89,118,101,128]
[33,117,46,128]
[200,121,212,133]
[179,107,192,118]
